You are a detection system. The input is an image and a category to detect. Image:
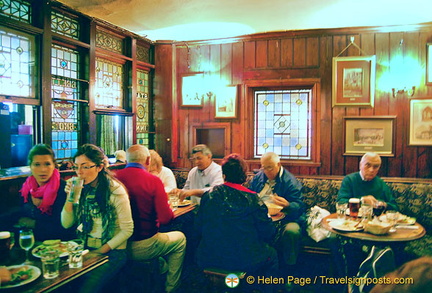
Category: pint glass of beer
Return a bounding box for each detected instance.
[349,198,361,218]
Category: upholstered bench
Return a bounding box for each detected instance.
[172,169,431,259]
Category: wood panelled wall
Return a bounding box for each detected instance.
[154,23,432,178]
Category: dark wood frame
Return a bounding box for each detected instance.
[409,98,432,146]
[343,116,396,157]
[332,56,376,107]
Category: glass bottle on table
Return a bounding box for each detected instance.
[19,229,34,264]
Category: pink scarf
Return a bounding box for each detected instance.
[20,169,61,215]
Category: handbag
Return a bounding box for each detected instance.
[351,245,395,293]
[306,206,331,242]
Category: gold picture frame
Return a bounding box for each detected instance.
[332,56,376,107]
[181,73,205,107]
[409,98,432,146]
[215,85,237,118]
[343,116,396,157]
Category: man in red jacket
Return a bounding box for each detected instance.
[115,144,186,293]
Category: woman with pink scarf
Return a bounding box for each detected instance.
[17,144,76,241]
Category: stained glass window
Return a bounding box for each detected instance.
[96,30,122,54]
[95,57,123,109]
[51,10,79,40]
[0,27,35,97]
[136,69,149,146]
[254,89,312,160]
[136,44,150,63]
[0,0,31,23]
[51,45,82,160]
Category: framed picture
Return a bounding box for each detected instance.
[427,44,432,85]
[332,55,376,107]
[215,85,237,118]
[343,116,396,156]
[181,74,205,107]
[409,98,432,145]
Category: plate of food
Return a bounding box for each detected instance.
[329,219,364,232]
[380,212,416,225]
[177,200,192,207]
[0,265,41,289]
[32,239,71,258]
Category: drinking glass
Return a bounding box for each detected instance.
[169,194,179,210]
[373,201,386,217]
[386,210,398,233]
[335,202,348,219]
[19,229,34,264]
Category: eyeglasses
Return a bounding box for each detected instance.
[260,166,274,172]
[72,165,97,171]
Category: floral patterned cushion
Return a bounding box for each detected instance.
[176,170,432,257]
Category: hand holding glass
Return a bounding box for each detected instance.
[68,177,84,204]
[19,229,34,264]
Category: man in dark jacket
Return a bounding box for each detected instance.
[249,152,306,267]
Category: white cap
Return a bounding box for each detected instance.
[0,231,11,239]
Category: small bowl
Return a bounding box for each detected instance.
[265,203,283,216]
[365,222,392,235]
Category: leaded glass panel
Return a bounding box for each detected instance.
[51,100,80,160]
[96,30,122,54]
[51,45,82,160]
[0,0,31,23]
[254,89,312,160]
[95,57,123,109]
[0,26,35,97]
[136,44,150,63]
[51,10,79,40]
[136,69,149,146]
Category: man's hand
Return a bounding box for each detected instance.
[271,194,290,208]
[361,195,378,206]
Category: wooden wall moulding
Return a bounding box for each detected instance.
[332,56,376,107]
[343,116,396,157]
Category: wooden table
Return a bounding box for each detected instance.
[321,213,426,242]
[173,203,196,218]
[5,252,108,293]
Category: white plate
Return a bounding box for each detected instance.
[32,241,71,258]
[177,200,192,207]
[0,265,41,289]
[329,220,364,232]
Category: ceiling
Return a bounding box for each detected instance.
[58,0,432,42]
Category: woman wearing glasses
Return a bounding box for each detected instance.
[14,144,76,241]
[62,144,133,293]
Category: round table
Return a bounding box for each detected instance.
[321,213,426,242]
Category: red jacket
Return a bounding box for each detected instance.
[115,163,173,240]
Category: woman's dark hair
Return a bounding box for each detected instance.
[28,144,56,165]
[73,144,112,213]
[221,153,247,184]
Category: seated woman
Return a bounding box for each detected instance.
[17,144,76,241]
[195,154,278,284]
[61,144,133,293]
[148,149,177,193]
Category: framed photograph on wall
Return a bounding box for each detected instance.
[427,44,432,85]
[332,55,376,107]
[409,98,432,145]
[343,116,396,156]
[215,85,237,118]
[181,74,205,107]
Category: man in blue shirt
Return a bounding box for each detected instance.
[249,152,306,267]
